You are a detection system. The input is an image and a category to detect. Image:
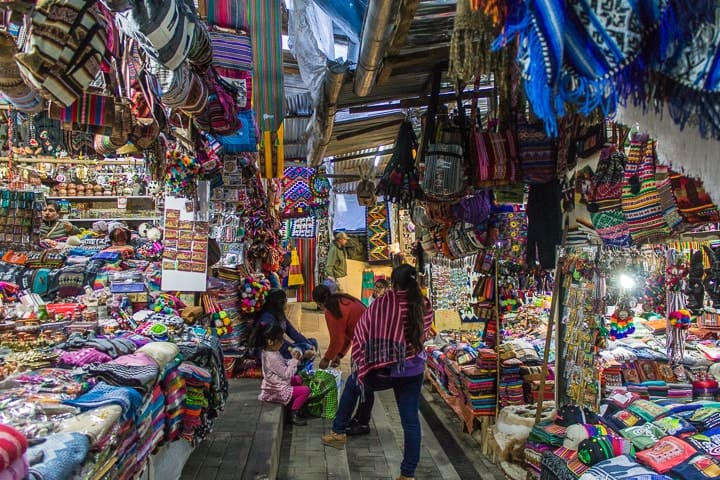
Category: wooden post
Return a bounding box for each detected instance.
[534,219,569,424]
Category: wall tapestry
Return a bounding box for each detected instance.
[367,202,390,263]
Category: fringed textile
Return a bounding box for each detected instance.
[367,202,391,263]
[493,0,716,136]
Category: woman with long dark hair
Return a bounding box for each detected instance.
[321,264,433,480]
[312,284,370,435]
[251,289,313,360]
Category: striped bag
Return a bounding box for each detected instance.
[206,0,249,31]
[421,143,467,198]
[48,93,116,129]
[474,129,517,187]
[515,118,557,185]
[0,30,42,112]
[209,30,253,72]
[150,61,192,108]
[669,171,720,227]
[589,147,631,247]
[16,0,108,106]
[620,135,670,244]
[179,72,208,116]
[187,20,213,70]
[114,0,195,70]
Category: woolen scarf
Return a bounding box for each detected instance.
[351,290,433,386]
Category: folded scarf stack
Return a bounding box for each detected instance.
[161,363,186,443]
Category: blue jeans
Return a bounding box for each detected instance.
[332,370,424,477]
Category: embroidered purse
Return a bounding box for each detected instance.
[515,117,557,185]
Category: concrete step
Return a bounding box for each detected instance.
[241,401,285,480]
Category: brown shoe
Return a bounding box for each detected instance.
[321,431,347,449]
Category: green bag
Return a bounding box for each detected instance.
[302,370,339,420]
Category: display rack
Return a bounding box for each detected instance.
[66,217,157,223]
[46,196,155,201]
[0,156,143,165]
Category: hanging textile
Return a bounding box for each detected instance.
[287,248,304,287]
[367,202,391,263]
[294,238,317,302]
[620,135,670,244]
[205,0,249,31]
[316,217,331,283]
[375,121,422,207]
[361,270,375,306]
[492,0,714,135]
[589,147,632,247]
[289,217,317,238]
[281,166,315,218]
[248,0,283,132]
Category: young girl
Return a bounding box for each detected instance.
[258,323,311,426]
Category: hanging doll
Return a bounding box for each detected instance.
[685,250,705,315]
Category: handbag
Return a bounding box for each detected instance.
[452,190,493,225]
[114,0,195,70]
[217,109,258,153]
[589,146,632,247]
[16,0,108,107]
[515,116,558,184]
[422,142,467,198]
[187,20,213,70]
[0,30,42,112]
[48,92,116,130]
[194,69,240,136]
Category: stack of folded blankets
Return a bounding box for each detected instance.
[499,358,524,408]
[460,365,497,415]
[179,362,213,445]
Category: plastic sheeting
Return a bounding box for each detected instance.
[287,0,335,105]
[311,0,367,44]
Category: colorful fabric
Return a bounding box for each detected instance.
[490,208,527,266]
[493,0,713,136]
[87,352,159,392]
[248,0,283,131]
[63,382,144,422]
[26,432,89,480]
[670,454,720,480]
[685,427,720,457]
[206,0,249,30]
[208,30,252,72]
[367,203,390,263]
[621,135,670,243]
[289,217,317,238]
[579,454,672,480]
[636,436,697,473]
[0,424,27,471]
[351,290,433,386]
[669,171,720,225]
[281,167,316,218]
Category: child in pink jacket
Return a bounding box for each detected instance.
[258,323,311,426]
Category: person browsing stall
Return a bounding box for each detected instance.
[326,232,350,292]
[312,283,376,435]
[321,265,433,480]
[258,323,311,426]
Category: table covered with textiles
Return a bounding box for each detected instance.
[529,394,720,480]
[0,317,229,480]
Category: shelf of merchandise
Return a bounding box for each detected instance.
[1,156,142,165]
[46,196,155,201]
[66,217,157,222]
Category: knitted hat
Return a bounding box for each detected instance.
[58,265,86,297]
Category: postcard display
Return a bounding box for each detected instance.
[161,196,209,292]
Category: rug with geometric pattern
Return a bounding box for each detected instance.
[367,202,390,263]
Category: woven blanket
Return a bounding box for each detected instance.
[367,203,390,263]
[0,424,27,471]
[282,167,316,218]
[494,0,713,135]
[669,170,720,225]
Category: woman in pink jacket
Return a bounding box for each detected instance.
[258,323,311,426]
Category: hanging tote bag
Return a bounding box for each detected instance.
[0,30,42,112]
[187,19,213,70]
[515,116,558,185]
[669,170,720,228]
[589,146,632,247]
[620,135,670,244]
[16,0,108,107]
[422,141,467,198]
[114,0,195,70]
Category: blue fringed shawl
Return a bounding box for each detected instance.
[494,0,716,136]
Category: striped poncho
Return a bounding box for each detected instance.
[351,290,434,386]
